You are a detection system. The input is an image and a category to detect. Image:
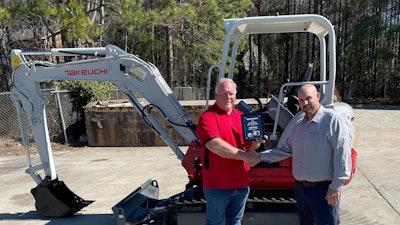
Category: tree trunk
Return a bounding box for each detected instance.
[167,26,174,86]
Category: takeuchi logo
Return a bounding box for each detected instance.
[65,68,108,76]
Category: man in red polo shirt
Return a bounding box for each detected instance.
[196,78,261,225]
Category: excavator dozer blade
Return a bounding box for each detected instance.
[112,179,163,225]
[31,177,94,217]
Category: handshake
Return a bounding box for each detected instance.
[244,135,268,167]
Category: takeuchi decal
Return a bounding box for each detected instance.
[65,68,108,76]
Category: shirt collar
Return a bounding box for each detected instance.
[312,105,325,122]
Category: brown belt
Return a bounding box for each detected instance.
[296,180,331,187]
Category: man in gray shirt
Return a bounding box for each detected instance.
[259,84,352,225]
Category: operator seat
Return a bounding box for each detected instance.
[286,63,313,115]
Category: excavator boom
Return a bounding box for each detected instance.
[10,44,198,217]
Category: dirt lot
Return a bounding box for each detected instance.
[0,137,77,157]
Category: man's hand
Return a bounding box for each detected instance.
[249,135,268,150]
[244,150,260,167]
[325,189,341,206]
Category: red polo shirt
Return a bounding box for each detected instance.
[196,105,252,189]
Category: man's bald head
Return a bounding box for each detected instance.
[298,84,318,96]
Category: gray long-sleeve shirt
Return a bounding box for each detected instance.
[260,105,352,191]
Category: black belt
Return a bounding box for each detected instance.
[296,180,331,187]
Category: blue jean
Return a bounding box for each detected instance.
[203,187,250,225]
[294,181,340,225]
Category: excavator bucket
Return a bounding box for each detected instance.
[112,179,162,225]
[31,177,94,217]
[113,179,207,225]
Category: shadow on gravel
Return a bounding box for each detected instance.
[0,212,115,225]
[0,210,385,225]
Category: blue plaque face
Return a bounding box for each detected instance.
[241,112,264,142]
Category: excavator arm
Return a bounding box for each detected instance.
[10,44,199,217]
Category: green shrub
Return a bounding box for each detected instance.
[56,80,115,106]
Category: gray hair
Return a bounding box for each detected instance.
[215,77,237,94]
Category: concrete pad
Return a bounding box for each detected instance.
[1,105,400,225]
[339,105,400,225]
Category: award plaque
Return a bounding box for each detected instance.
[241,112,264,142]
